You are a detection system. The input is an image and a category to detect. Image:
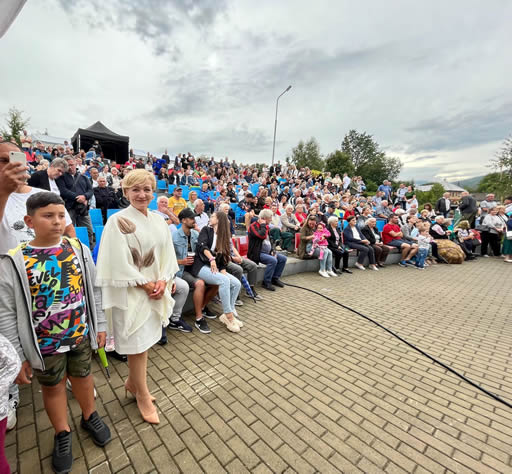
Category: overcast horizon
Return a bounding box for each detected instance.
[1,0,511,182]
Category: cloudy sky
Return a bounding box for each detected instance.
[1,0,511,182]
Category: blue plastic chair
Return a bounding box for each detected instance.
[230,203,238,212]
[94,226,104,244]
[181,186,190,200]
[251,183,260,195]
[107,208,121,220]
[376,220,385,232]
[343,220,349,229]
[75,227,90,248]
[89,209,103,227]
[157,180,167,191]
[148,199,158,210]
[168,184,176,194]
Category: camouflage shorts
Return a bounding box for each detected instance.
[33,337,92,387]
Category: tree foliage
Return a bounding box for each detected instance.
[416,183,445,206]
[324,150,354,177]
[289,137,324,171]
[1,107,30,147]
[341,130,402,183]
[477,172,512,198]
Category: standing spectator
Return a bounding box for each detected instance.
[27,158,68,193]
[96,170,179,425]
[93,177,118,223]
[479,193,497,221]
[395,183,407,210]
[502,213,512,263]
[481,207,505,257]
[342,173,351,192]
[248,210,287,290]
[435,192,451,218]
[56,156,94,244]
[378,180,392,201]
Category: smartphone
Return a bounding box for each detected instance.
[9,151,26,166]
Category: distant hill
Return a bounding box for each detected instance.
[456,175,485,189]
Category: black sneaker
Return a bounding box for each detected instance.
[271,279,285,288]
[202,306,217,319]
[81,411,111,447]
[262,281,275,291]
[342,268,352,274]
[52,430,73,474]
[108,351,127,362]
[168,319,193,333]
[195,318,211,334]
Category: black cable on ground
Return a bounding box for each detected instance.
[284,282,512,410]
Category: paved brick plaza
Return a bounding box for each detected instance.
[7,259,512,473]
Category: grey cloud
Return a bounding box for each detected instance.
[57,0,227,56]
[404,102,512,153]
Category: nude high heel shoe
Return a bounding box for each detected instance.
[136,396,160,424]
[124,380,156,403]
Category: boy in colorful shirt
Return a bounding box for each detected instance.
[0,192,110,473]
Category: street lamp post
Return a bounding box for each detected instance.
[271,85,292,168]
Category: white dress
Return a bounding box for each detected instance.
[95,205,179,354]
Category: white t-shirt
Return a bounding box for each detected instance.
[49,178,60,195]
[0,187,72,253]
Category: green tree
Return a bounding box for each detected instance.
[289,137,324,171]
[1,107,30,147]
[416,182,445,206]
[341,129,402,183]
[477,172,512,198]
[324,150,354,177]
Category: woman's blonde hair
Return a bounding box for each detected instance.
[122,169,156,195]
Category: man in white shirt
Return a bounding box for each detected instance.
[194,199,209,230]
[342,173,351,191]
[237,183,249,201]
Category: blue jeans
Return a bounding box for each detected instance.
[311,247,333,271]
[259,252,287,284]
[416,248,428,268]
[198,266,241,314]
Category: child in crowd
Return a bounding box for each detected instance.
[416,226,432,269]
[309,222,330,259]
[0,192,111,474]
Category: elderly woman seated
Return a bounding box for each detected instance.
[326,215,352,274]
[361,217,391,267]
[343,216,379,271]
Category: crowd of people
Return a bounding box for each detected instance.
[0,138,511,473]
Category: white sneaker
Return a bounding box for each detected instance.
[318,270,330,278]
[6,399,17,431]
[327,270,338,277]
[355,263,366,271]
[369,265,379,271]
[504,259,512,263]
[219,314,240,332]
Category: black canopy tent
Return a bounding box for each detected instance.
[71,121,129,164]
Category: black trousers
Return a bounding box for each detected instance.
[482,232,501,256]
[331,247,349,270]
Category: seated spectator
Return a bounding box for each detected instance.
[226,182,238,203]
[343,216,378,271]
[225,240,262,303]
[429,216,451,240]
[218,202,236,234]
[382,214,418,267]
[401,215,419,243]
[198,182,215,214]
[269,203,294,251]
[423,203,436,220]
[418,209,431,223]
[248,209,287,290]
[93,176,118,223]
[454,220,476,260]
[239,193,257,229]
[190,212,242,332]
[375,200,392,219]
[356,206,372,228]
[187,190,198,210]
[170,209,219,336]
[280,204,300,245]
[215,188,229,211]
[168,187,187,216]
[298,214,336,278]
[153,196,179,226]
[361,218,391,267]
[295,203,307,225]
[27,157,68,192]
[238,183,249,201]
[194,199,209,230]
[326,216,352,274]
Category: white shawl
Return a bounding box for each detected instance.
[95,206,179,337]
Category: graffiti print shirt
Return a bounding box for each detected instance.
[22,239,89,355]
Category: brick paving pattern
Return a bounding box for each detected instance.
[7,258,512,473]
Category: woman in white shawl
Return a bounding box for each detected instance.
[96,170,178,424]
